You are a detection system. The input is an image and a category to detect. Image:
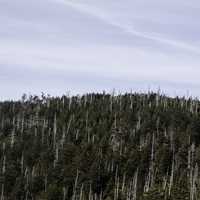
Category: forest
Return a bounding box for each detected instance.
[0,92,200,200]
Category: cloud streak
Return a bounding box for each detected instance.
[63,0,200,55]
[0,0,200,100]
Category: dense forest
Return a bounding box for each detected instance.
[0,92,200,200]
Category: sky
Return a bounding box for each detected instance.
[0,0,200,100]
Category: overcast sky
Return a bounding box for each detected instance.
[1,0,200,100]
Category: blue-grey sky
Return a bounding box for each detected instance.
[1,0,200,100]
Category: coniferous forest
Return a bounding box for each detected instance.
[1,92,200,200]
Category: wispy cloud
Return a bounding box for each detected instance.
[0,0,200,100]
[63,0,200,55]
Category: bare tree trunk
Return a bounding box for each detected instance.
[72,169,79,200]
[169,149,175,196]
[53,114,57,148]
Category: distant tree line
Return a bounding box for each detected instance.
[0,92,200,199]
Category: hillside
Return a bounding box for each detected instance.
[0,92,200,199]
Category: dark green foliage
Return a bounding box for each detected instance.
[0,92,199,199]
[142,186,164,200]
